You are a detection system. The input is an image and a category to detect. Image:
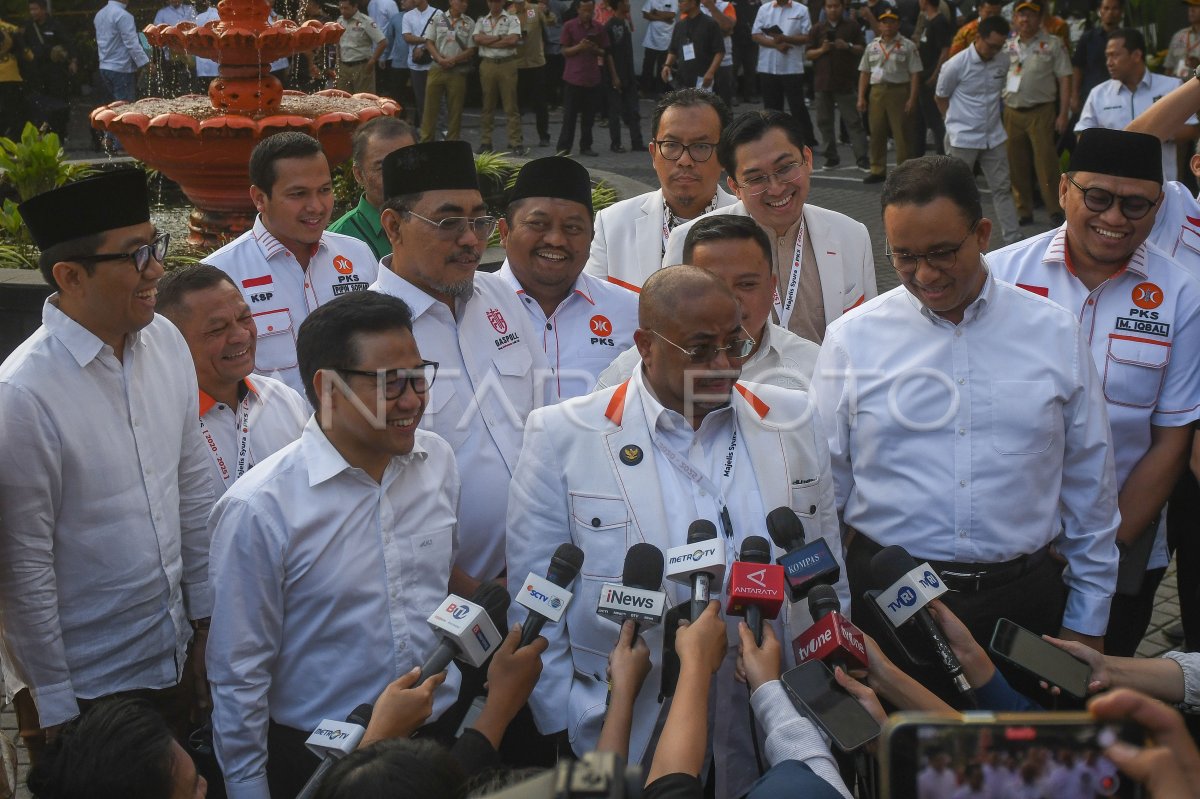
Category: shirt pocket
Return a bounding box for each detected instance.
[789,477,820,519]
[1103,335,1169,409]
[252,308,297,371]
[407,525,455,608]
[990,379,1055,455]
[570,492,629,579]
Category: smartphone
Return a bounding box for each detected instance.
[762,23,783,34]
[882,712,1145,799]
[989,618,1092,700]
[779,660,881,752]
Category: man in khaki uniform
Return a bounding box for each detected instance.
[336,0,388,93]
[422,0,476,141]
[474,0,526,154]
[1002,0,1070,224]
[513,0,554,147]
[1164,0,1200,79]
[856,3,921,183]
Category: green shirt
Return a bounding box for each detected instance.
[329,195,390,261]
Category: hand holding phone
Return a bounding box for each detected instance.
[780,660,882,752]
[989,619,1092,700]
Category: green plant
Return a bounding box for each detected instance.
[332,159,357,217]
[0,123,94,203]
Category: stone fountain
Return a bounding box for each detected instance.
[91,0,400,246]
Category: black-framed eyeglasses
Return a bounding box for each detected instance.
[736,162,806,196]
[336,361,439,399]
[1066,175,1160,221]
[651,140,717,163]
[650,328,756,363]
[69,232,170,273]
[404,211,498,240]
[885,221,979,274]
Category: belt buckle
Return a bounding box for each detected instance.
[940,569,983,592]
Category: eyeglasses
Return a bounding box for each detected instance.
[736,162,806,196]
[336,361,439,399]
[1066,175,1160,221]
[69,232,170,273]
[651,140,717,163]
[404,211,498,240]
[650,328,755,363]
[885,222,979,274]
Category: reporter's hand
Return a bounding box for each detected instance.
[484,624,548,722]
[1042,634,1109,694]
[361,667,445,746]
[736,621,782,691]
[926,600,993,687]
[1089,688,1200,798]
[676,600,727,675]
[608,620,652,698]
[834,665,887,727]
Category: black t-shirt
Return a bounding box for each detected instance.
[668,12,725,87]
[606,16,636,80]
[916,11,951,79]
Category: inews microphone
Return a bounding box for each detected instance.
[418,582,510,684]
[725,535,786,646]
[515,543,585,648]
[665,520,727,621]
[597,543,667,638]
[766,506,841,602]
[294,703,373,799]
[869,546,975,704]
[793,584,869,673]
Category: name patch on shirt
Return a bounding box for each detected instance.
[332,275,367,295]
[1115,312,1170,337]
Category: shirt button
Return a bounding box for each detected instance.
[958,428,966,436]
[546,322,553,330]
[398,641,407,652]
[700,490,708,497]
[959,529,967,538]
[960,480,967,487]
[592,517,601,528]
[954,330,962,337]
[957,378,965,385]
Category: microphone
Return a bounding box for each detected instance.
[868,546,975,704]
[294,703,373,799]
[515,543,585,648]
[725,535,786,646]
[766,506,841,602]
[597,543,667,639]
[419,582,510,684]
[793,584,869,672]
[665,520,727,621]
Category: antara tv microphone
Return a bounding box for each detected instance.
[294,703,373,799]
[515,543,585,648]
[597,543,667,641]
[793,584,869,673]
[766,506,840,602]
[665,520,727,621]
[725,535,786,646]
[419,582,510,684]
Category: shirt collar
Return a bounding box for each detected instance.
[906,265,996,326]
[198,377,259,418]
[251,215,326,262]
[300,414,428,488]
[372,257,451,318]
[1041,225,1150,279]
[631,359,734,437]
[43,297,142,367]
[496,258,597,307]
[355,194,384,238]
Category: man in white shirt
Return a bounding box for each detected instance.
[371,140,551,585]
[157,264,309,499]
[205,132,378,396]
[918,750,959,799]
[0,170,214,764]
[93,0,149,145]
[596,213,820,389]
[498,156,638,399]
[641,0,676,94]
[152,0,196,96]
[207,291,463,799]
[402,0,438,126]
[586,89,737,290]
[811,157,1119,692]
[192,0,220,93]
[751,0,816,146]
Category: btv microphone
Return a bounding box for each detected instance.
[419,582,510,683]
[725,535,786,646]
[793,584,869,673]
[515,543,585,648]
[597,543,667,638]
[294,703,373,799]
[767,506,840,602]
[665,520,727,621]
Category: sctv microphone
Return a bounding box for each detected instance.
[597,542,667,640]
[793,584,868,673]
[766,506,840,602]
[515,543,585,648]
[665,520,727,621]
[725,535,785,646]
[868,545,975,706]
[294,703,373,799]
[419,581,509,683]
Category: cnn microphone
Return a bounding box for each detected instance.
[793,584,869,673]
[418,582,510,684]
[597,543,667,640]
[665,520,727,621]
[515,543,585,648]
[294,703,373,799]
[766,506,840,602]
[725,535,786,646]
[869,545,975,705]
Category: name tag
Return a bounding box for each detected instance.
[683,42,696,60]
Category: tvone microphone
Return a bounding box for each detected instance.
[597,543,667,639]
[793,584,869,672]
[868,546,975,704]
[294,703,373,799]
[766,506,840,602]
[419,582,510,684]
[725,535,786,646]
[665,520,727,621]
[515,543,585,648]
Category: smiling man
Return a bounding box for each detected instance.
[329,117,418,260]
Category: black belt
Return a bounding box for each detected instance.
[929,547,1053,593]
[342,58,369,66]
[483,55,517,63]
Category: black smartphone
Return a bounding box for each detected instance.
[779,660,881,752]
[989,618,1092,700]
[762,23,784,34]
[883,712,1145,798]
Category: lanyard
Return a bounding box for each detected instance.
[876,38,900,63]
[662,193,719,255]
[198,395,253,488]
[649,420,739,538]
[772,219,806,330]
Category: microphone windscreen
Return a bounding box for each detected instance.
[806,583,841,619]
[687,519,719,545]
[547,543,585,587]
[347,703,374,728]
[766,506,806,551]
[868,545,920,590]
[472,581,512,632]
[623,542,665,590]
[739,535,772,564]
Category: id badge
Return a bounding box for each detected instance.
[870,66,884,82]
[683,42,696,60]
[1005,71,1021,93]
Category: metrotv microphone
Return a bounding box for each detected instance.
[418,582,510,683]
[792,584,868,672]
[294,703,373,799]
[597,543,667,638]
[766,506,840,602]
[725,536,785,645]
[665,520,727,621]
[514,542,585,647]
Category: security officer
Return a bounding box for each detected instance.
[856,4,922,183]
[474,0,525,154]
[336,0,388,93]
